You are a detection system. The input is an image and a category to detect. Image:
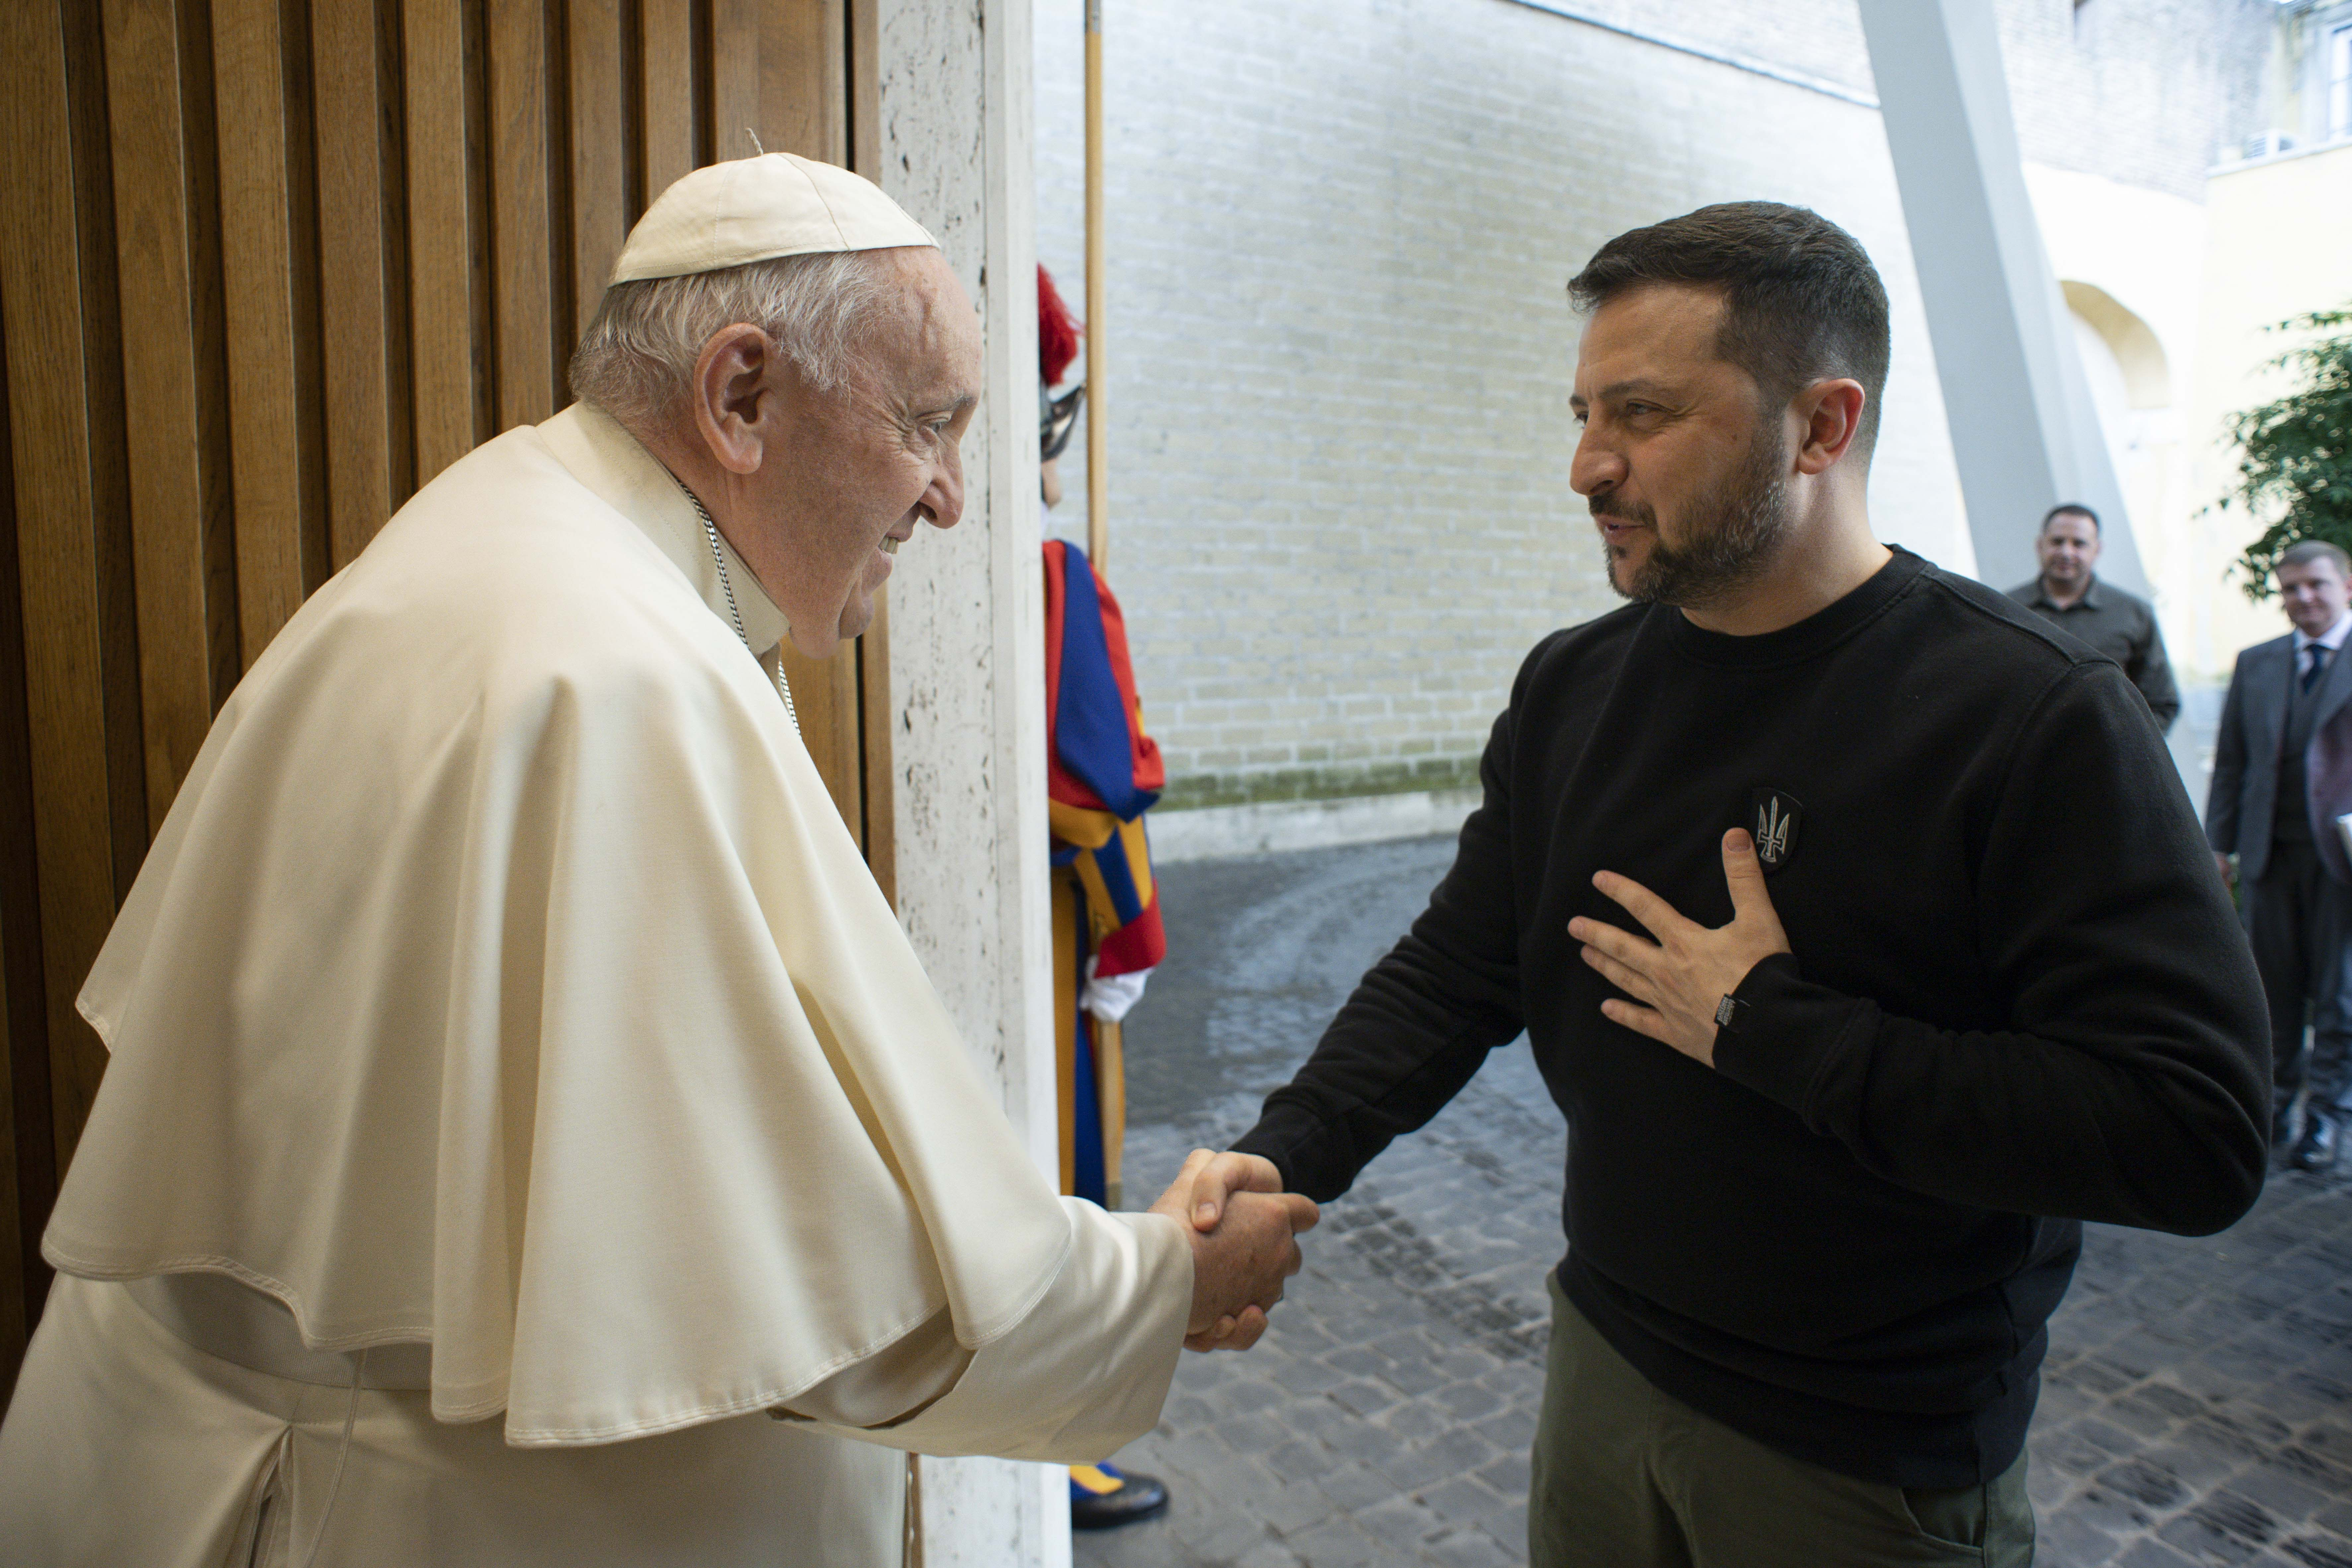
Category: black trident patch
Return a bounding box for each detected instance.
[1749,788,1801,872]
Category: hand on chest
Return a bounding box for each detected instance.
[1548,768,1819,929]
[1535,754,1977,1035]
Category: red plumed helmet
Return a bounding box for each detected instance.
[1038,264,1083,388]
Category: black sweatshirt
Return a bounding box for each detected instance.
[1233,549,2269,1488]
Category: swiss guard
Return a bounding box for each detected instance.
[1039,263,1174,1531]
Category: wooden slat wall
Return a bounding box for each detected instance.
[314,0,409,568]
[1,0,136,1403]
[216,0,329,664]
[0,0,873,1401]
[765,0,867,852]
[405,0,488,484]
[847,0,891,903]
[643,1,698,197]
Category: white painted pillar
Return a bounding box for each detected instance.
[1857,0,2147,595]
[873,0,1067,1564]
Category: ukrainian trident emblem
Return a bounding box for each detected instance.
[1749,788,1801,872]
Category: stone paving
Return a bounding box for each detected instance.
[1077,835,2352,1568]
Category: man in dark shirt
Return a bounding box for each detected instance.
[1183,204,2267,1567]
[2006,503,2179,730]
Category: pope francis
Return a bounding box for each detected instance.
[0,156,1316,1565]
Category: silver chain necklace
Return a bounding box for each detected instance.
[674,479,798,734]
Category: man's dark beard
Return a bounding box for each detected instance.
[1597,423,1791,608]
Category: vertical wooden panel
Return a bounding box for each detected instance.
[570,0,628,320]
[857,595,893,902]
[0,0,131,1175]
[461,0,497,447]
[848,0,890,899]
[216,0,315,660]
[781,1,854,832]
[172,0,240,725]
[688,0,714,166]
[0,920,21,1401]
[217,0,330,659]
[313,0,401,567]
[619,0,643,227]
[105,0,231,830]
[0,0,880,1391]
[641,0,695,198]
[406,0,483,486]
[0,337,20,1385]
[376,0,417,507]
[847,0,876,176]
[762,0,841,163]
[0,302,56,1403]
[543,0,576,367]
[711,0,760,159]
[490,0,557,428]
[813,670,863,824]
[64,0,151,917]
[281,0,333,596]
[805,19,859,845]
[779,639,861,834]
[180,0,240,724]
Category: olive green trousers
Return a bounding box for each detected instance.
[1529,1277,2035,1568]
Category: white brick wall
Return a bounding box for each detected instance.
[1032,0,2270,809]
[2000,0,2276,197]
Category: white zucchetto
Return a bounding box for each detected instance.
[611,153,938,284]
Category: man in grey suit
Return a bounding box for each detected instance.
[2210,539,2352,1170]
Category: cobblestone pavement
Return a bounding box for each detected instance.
[1077,836,2352,1568]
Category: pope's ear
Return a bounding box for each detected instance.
[691,324,773,476]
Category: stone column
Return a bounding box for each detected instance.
[1858,0,2148,595]
[873,0,1068,1563]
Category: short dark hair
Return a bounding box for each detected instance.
[2279,539,2352,577]
[2042,503,2100,534]
[1566,202,1892,458]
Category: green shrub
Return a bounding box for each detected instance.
[2222,306,2352,600]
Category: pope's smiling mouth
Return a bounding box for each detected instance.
[882,507,935,556]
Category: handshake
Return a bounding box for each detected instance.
[1146,1150,1320,1353]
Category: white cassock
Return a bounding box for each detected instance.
[0,401,1190,1565]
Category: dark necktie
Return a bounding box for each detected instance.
[2305,642,2332,692]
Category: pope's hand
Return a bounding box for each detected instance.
[1149,1149,1319,1352]
[1166,1149,1297,1350]
[1567,828,1792,1068]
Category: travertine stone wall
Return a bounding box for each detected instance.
[875,0,1070,1560]
[2000,0,2276,197]
[1504,0,1876,96]
[1525,0,2274,195]
[879,0,1053,1152]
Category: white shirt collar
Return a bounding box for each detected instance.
[534,401,792,661]
[2296,610,2352,655]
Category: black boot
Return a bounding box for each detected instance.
[1070,1463,1170,1530]
[2293,1107,2339,1172]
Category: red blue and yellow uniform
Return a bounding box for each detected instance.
[1044,540,1165,1206]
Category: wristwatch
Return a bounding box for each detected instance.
[1713,994,1748,1033]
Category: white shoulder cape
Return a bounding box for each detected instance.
[45,409,1076,1446]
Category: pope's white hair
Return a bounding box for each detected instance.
[568,249,898,428]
